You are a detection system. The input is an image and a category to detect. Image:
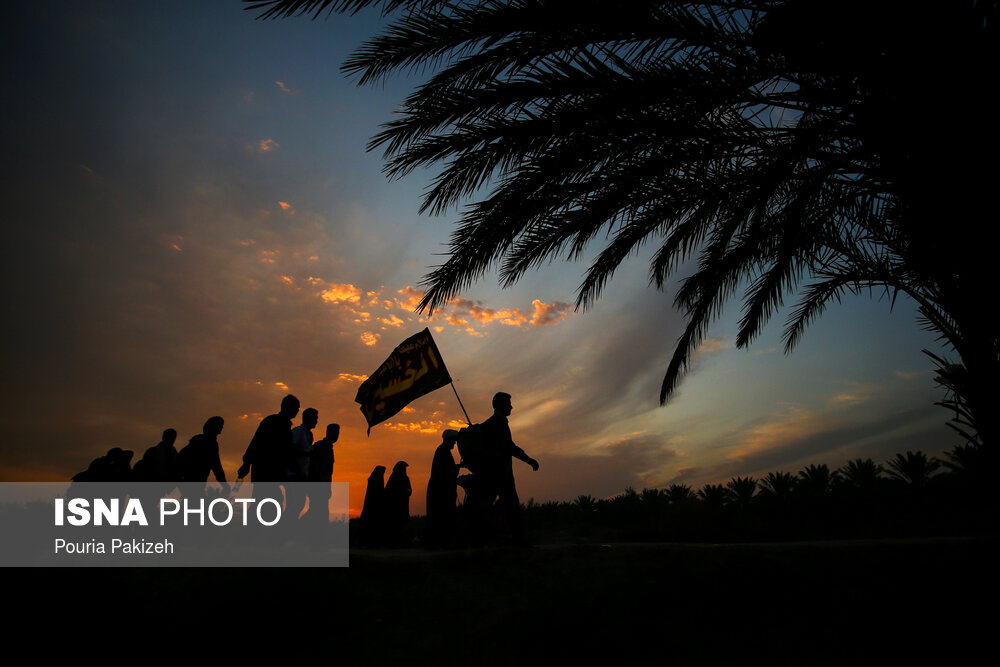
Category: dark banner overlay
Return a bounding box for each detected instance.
[0,482,349,567]
[355,328,453,433]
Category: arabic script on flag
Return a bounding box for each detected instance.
[354,328,453,433]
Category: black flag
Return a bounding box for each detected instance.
[354,328,452,434]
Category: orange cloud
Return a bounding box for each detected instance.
[529,299,571,326]
[393,286,571,334]
[377,315,405,328]
[318,283,362,304]
[360,332,380,347]
[258,138,279,152]
[275,80,293,95]
[382,420,451,435]
[395,286,424,310]
[338,373,369,383]
[278,201,295,215]
[499,312,528,326]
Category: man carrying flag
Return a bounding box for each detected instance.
[355,328,459,434]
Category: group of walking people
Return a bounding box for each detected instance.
[70,390,540,546]
[358,460,412,546]
[359,391,541,549]
[237,395,339,521]
[71,394,340,521]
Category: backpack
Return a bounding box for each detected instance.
[456,424,486,474]
[131,456,151,482]
[174,440,198,483]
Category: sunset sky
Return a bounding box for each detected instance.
[2,1,960,516]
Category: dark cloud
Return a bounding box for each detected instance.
[667,404,957,489]
[518,434,680,502]
[463,283,686,451]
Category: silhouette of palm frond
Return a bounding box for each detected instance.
[941,442,998,496]
[837,458,885,491]
[574,494,596,514]
[726,476,757,506]
[925,350,986,448]
[758,471,795,499]
[885,451,941,487]
[796,463,838,497]
[942,443,985,477]
[641,487,664,505]
[247,0,999,447]
[665,484,695,505]
[615,487,640,507]
[698,483,728,510]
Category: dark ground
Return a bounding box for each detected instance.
[15,536,996,663]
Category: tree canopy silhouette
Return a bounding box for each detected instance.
[247,0,998,447]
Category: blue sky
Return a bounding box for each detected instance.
[1,1,959,514]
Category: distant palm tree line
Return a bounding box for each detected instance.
[517,443,995,542]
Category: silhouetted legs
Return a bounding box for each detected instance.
[286,485,307,520]
[306,482,331,523]
[495,472,525,545]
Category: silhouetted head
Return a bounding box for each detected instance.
[370,465,386,480]
[393,460,409,473]
[203,416,224,436]
[326,423,340,442]
[162,428,177,445]
[492,391,513,417]
[280,394,300,419]
[302,407,318,429]
[106,448,134,464]
[442,429,459,448]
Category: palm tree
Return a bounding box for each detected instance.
[940,442,993,495]
[837,458,885,492]
[795,463,838,498]
[726,476,757,507]
[664,483,696,505]
[248,1,999,447]
[885,451,941,488]
[942,443,986,478]
[757,471,796,501]
[616,486,640,507]
[697,483,728,511]
[641,487,664,505]
[574,494,597,514]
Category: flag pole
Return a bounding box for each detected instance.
[450,381,472,426]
